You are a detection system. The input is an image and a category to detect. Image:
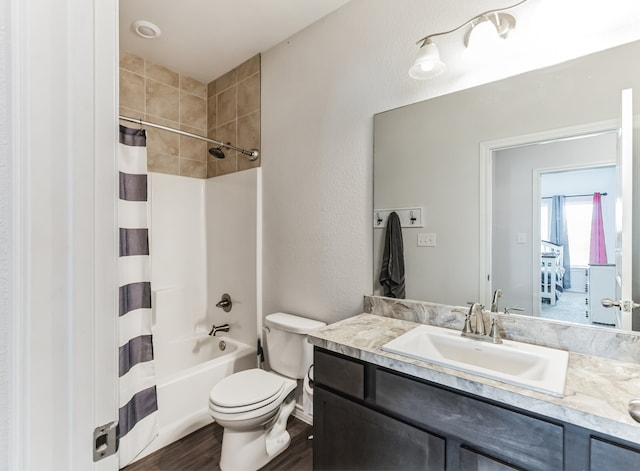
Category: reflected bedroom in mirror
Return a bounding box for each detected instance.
[493,133,617,326]
[374,39,640,332]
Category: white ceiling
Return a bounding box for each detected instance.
[120,0,352,83]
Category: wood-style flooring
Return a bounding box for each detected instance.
[123,417,313,471]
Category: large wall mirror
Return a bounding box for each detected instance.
[374,39,640,332]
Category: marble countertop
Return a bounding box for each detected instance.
[308,313,640,445]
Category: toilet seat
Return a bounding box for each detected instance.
[209,369,289,414]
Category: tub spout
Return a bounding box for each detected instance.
[209,323,230,336]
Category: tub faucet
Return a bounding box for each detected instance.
[209,323,230,336]
[490,289,503,313]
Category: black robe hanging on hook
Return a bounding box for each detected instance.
[379,211,405,299]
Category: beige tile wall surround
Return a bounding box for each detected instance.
[119,50,208,178]
[119,50,261,179]
[237,74,260,117]
[238,54,260,80]
[217,87,236,125]
[180,92,207,130]
[181,75,207,98]
[146,62,179,88]
[207,54,261,178]
[120,52,144,75]
[146,80,179,122]
[216,68,237,93]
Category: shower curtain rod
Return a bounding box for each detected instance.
[541,192,607,199]
[119,115,259,160]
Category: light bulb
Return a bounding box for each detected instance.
[409,41,445,79]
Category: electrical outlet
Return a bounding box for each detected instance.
[418,233,436,247]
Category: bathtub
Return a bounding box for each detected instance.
[134,335,256,462]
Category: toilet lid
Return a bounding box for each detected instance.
[210,369,285,408]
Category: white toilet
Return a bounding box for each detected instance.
[208,312,326,471]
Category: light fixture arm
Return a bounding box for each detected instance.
[415,0,529,47]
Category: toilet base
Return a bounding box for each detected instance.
[219,395,296,471]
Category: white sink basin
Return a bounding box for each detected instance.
[381,324,569,397]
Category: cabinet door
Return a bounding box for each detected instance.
[590,437,640,470]
[314,387,445,471]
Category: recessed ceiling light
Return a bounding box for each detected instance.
[132,20,161,39]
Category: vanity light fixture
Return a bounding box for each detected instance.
[409,0,528,79]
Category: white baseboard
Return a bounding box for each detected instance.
[292,403,313,425]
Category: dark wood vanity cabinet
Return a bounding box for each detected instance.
[314,388,445,470]
[313,347,640,471]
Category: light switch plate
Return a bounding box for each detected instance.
[418,233,436,247]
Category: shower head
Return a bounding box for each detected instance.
[208,146,225,159]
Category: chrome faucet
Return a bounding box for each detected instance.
[208,323,230,336]
[460,303,500,343]
[470,303,487,336]
[490,289,503,313]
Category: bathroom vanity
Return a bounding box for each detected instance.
[309,312,640,470]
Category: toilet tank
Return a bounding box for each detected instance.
[265,312,326,379]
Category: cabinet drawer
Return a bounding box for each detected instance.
[376,369,563,470]
[314,348,365,400]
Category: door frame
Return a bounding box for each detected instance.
[479,119,619,310]
[10,0,119,469]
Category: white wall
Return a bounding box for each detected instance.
[262,0,640,325]
[206,168,260,348]
[0,0,11,466]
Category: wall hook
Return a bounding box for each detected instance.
[376,212,383,226]
[410,210,417,224]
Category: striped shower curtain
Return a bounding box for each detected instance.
[118,125,158,467]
